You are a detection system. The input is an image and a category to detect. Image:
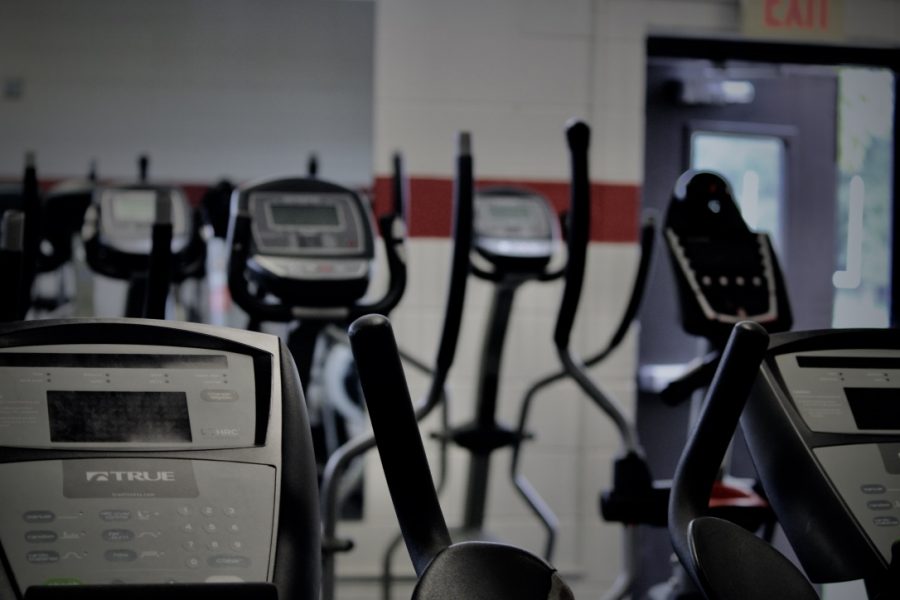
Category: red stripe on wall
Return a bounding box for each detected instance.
[20,176,640,242]
[372,176,640,242]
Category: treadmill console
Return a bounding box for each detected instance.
[473,188,559,271]
[744,330,900,583]
[0,319,319,598]
[238,178,376,306]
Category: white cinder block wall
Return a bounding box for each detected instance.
[0,0,376,186]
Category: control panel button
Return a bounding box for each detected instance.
[861,484,887,494]
[873,516,899,527]
[230,541,243,551]
[186,557,201,569]
[27,551,60,564]
[44,578,82,585]
[203,523,217,534]
[200,506,215,517]
[176,506,192,517]
[182,540,197,552]
[223,507,237,517]
[23,511,55,524]
[867,500,893,510]
[208,555,251,568]
[206,575,245,583]
[201,390,239,403]
[207,540,221,551]
[104,549,138,562]
[99,510,131,522]
[102,529,135,542]
[182,523,195,534]
[25,531,58,543]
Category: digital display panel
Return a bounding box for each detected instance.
[488,203,532,219]
[270,204,339,226]
[48,391,192,442]
[846,388,900,430]
[109,190,158,224]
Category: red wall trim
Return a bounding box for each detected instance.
[18,176,640,243]
[373,176,640,242]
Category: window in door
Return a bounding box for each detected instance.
[832,67,895,327]
[690,131,787,255]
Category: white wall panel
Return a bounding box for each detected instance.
[0,0,375,184]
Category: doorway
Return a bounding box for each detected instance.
[635,36,898,596]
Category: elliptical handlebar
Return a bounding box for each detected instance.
[20,152,41,319]
[0,210,26,322]
[143,194,174,319]
[434,132,473,374]
[226,198,294,322]
[553,120,591,351]
[552,119,639,452]
[318,133,474,600]
[668,321,769,577]
[138,154,150,183]
[391,152,408,223]
[348,314,452,576]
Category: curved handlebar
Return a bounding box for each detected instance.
[553,120,591,350]
[226,203,294,322]
[20,153,41,319]
[668,321,769,577]
[0,210,25,322]
[349,314,452,576]
[143,195,174,319]
[138,154,149,183]
[391,152,407,223]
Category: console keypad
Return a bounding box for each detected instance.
[0,459,276,589]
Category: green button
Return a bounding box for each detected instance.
[43,578,81,586]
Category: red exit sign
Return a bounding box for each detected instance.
[742,0,844,40]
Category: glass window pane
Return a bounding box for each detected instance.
[690,132,785,256]
[832,67,894,328]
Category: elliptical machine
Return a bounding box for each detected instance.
[81,156,207,319]
[669,322,900,600]
[225,161,407,481]
[509,121,656,563]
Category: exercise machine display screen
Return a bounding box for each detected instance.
[270,204,340,227]
[487,203,532,220]
[96,187,192,255]
[776,349,900,435]
[0,345,256,450]
[845,388,900,431]
[109,191,157,225]
[48,391,192,443]
[473,192,558,261]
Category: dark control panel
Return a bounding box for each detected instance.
[0,319,320,598]
[473,188,559,270]
[743,330,900,583]
[248,191,372,283]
